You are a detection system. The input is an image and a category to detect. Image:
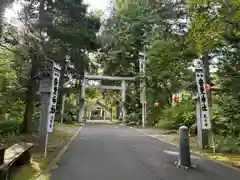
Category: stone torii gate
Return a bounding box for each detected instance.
[77,75,135,123]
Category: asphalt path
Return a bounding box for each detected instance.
[51,123,239,180]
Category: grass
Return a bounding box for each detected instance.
[107,119,121,124]
[13,128,74,180]
[0,133,39,148]
[194,151,240,168]
[54,122,81,128]
[150,132,240,168]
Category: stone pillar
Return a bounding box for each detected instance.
[121,80,127,123]
[78,77,86,122]
[89,108,92,120]
[100,108,103,118]
[179,126,191,167]
[103,110,106,120]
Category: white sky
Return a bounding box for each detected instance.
[4,0,110,22]
[85,0,109,12]
[4,1,22,22]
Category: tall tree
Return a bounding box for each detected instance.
[13,0,100,132]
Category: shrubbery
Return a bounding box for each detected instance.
[0,120,21,136]
[214,136,240,153]
[127,112,141,125]
[0,99,41,136]
[151,96,240,153]
[212,94,240,137]
[154,101,196,130]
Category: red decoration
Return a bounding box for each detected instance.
[144,100,148,105]
[211,85,216,89]
[153,102,159,107]
[204,83,211,89]
[173,95,177,102]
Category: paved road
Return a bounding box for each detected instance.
[51,123,239,180]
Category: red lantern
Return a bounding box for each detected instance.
[173,95,177,102]
[153,102,159,107]
[144,100,148,105]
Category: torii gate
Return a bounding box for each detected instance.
[77,75,135,123]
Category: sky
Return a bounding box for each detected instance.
[84,0,109,12]
[4,1,22,22]
[4,0,110,22]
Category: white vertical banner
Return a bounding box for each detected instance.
[139,54,146,103]
[47,63,61,133]
[195,67,211,130]
[139,53,146,127]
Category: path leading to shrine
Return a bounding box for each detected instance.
[51,123,239,180]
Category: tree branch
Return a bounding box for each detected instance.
[0,43,15,53]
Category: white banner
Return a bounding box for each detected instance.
[195,67,211,129]
[47,63,61,132]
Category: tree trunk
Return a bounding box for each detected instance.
[57,60,67,118]
[23,0,45,134]
[22,53,39,133]
[134,54,141,106]
[38,0,45,27]
[75,79,81,121]
[116,101,120,119]
[0,6,3,36]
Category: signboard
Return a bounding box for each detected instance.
[47,63,61,132]
[195,67,211,129]
[139,55,146,103]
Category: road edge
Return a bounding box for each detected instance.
[36,125,84,180]
[126,125,240,172]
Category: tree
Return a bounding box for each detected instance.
[214,0,240,137]
[0,0,100,132]
[98,0,194,124]
[0,0,15,36]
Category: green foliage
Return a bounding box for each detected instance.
[0,50,16,91]
[99,0,193,125]
[155,102,196,130]
[127,112,141,125]
[215,136,240,153]
[212,94,240,137]
[147,39,195,106]
[0,0,101,133]
[3,99,25,121]
[0,0,239,156]
[0,120,21,136]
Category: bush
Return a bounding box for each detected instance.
[155,119,179,130]
[127,112,141,125]
[155,101,195,130]
[147,108,163,126]
[212,94,240,137]
[4,99,25,121]
[215,135,240,153]
[0,120,21,136]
